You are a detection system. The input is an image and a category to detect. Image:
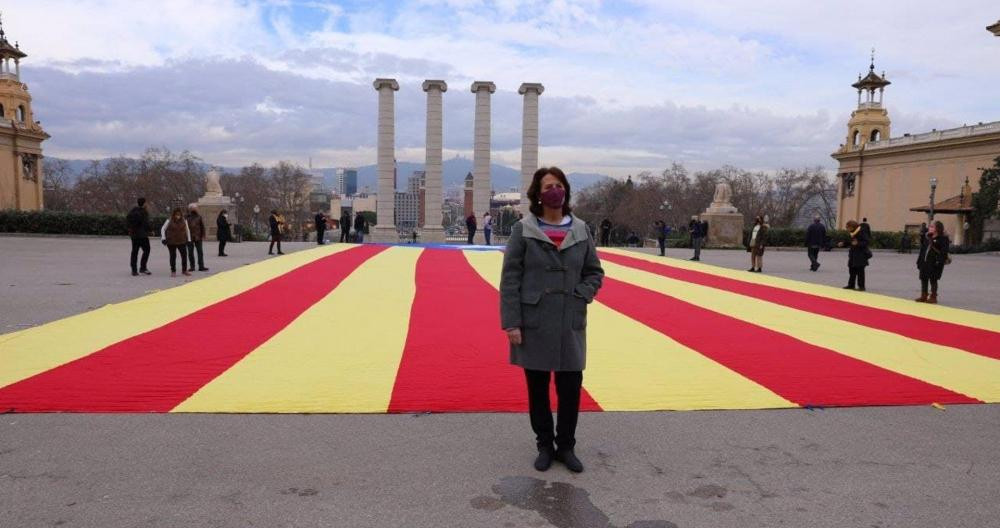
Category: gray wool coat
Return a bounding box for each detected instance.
[499,214,604,372]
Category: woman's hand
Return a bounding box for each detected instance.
[505,328,522,346]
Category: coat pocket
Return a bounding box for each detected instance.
[571,295,588,330]
[521,291,542,329]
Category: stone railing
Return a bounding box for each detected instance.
[867,120,1000,150]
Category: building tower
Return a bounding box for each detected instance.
[0,15,49,210]
[840,51,891,152]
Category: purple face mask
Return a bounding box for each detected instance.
[540,187,565,209]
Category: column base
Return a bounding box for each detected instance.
[420,226,446,243]
[370,225,399,243]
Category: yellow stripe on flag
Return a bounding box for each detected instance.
[463,251,794,411]
[172,246,421,413]
[0,245,350,390]
[602,260,1000,403]
[600,249,1000,333]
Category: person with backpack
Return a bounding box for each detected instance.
[268,210,285,254]
[805,215,827,271]
[126,197,152,276]
[915,220,950,304]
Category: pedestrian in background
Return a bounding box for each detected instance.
[466,213,477,245]
[160,207,191,277]
[268,210,285,255]
[483,212,493,246]
[340,211,352,243]
[185,204,208,271]
[315,211,327,245]
[689,215,705,261]
[599,218,612,246]
[844,219,870,291]
[916,220,950,304]
[126,197,152,276]
[353,211,367,243]
[216,209,231,257]
[654,220,670,257]
[805,215,826,271]
[500,166,604,474]
[748,215,768,272]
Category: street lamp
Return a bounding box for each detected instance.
[253,204,260,236]
[928,177,938,222]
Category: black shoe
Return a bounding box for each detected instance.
[748,268,755,272]
[277,252,285,255]
[268,252,274,255]
[534,448,555,472]
[198,267,210,272]
[857,287,866,292]
[843,285,854,290]
[140,269,151,275]
[131,271,139,276]
[555,449,584,473]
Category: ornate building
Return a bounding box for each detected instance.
[0,18,48,211]
[832,56,1000,244]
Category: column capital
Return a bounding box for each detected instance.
[373,78,400,91]
[470,81,496,94]
[422,79,448,92]
[518,83,544,95]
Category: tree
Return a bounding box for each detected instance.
[971,156,1000,243]
[269,161,312,238]
[41,158,74,211]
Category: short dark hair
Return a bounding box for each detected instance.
[527,166,572,217]
[137,197,146,206]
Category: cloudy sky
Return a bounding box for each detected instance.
[5,0,1000,176]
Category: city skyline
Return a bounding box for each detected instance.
[3,1,999,177]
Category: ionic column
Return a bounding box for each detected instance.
[421,80,447,243]
[372,78,399,242]
[518,83,544,215]
[471,81,496,244]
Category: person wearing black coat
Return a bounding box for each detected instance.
[689,216,705,261]
[805,216,827,271]
[915,220,950,304]
[599,218,612,246]
[353,212,367,243]
[216,210,232,256]
[466,214,477,245]
[314,212,327,245]
[340,212,352,243]
[844,219,870,291]
[126,197,152,276]
[268,210,285,255]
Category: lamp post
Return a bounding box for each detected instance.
[253,204,260,236]
[928,177,938,222]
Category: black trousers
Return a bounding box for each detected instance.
[524,369,582,452]
[218,239,227,256]
[186,240,205,269]
[167,244,188,272]
[317,229,325,245]
[692,237,703,259]
[848,266,866,289]
[807,247,820,268]
[130,236,150,272]
[600,233,610,247]
[340,228,350,242]
[467,228,476,245]
[269,236,283,254]
[920,277,939,295]
[657,237,666,256]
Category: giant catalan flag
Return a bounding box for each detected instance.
[1,244,998,413]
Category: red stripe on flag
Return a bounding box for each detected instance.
[388,249,602,413]
[598,277,979,407]
[600,251,1000,361]
[0,245,387,412]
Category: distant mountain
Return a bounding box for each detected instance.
[48,156,610,192]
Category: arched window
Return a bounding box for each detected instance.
[852,130,860,146]
[870,129,881,142]
[16,105,25,123]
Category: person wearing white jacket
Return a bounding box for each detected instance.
[161,207,192,276]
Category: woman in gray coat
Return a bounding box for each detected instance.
[500,166,604,473]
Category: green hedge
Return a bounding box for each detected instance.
[0,210,167,236]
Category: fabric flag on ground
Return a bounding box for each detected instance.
[1,244,998,413]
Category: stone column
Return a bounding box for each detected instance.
[421,80,447,243]
[471,81,496,244]
[372,78,400,243]
[518,83,544,215]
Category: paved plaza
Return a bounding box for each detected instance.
[1,235,999,527]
